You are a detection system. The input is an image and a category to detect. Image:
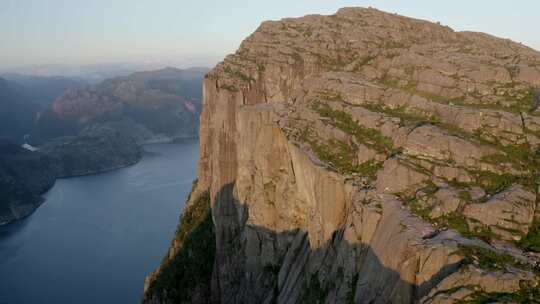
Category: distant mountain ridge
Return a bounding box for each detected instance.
[1,73,87,108]
[0,77,40,142]
[31,67,208,145]
[0,66,208,226]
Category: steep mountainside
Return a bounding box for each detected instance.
[39,124,142,177]
[0,140,55,225]
[0,78,40,142]
[0,124,142,226]
[30,67,207,145]
[0,68,206,225]
[1,73,86,108]
[145,8,540,303]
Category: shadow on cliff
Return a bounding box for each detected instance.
[210,183,462,304]
[144,183,462,304]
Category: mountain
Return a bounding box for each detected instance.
[1,63,214,86]
[1,63,142,82]
[144,8,540,304]
[1,73,87,108]
[30,67,208,145]
[40,124,142,178]
[0,139,55,225]
[0,74,87,143]
[0,66,208,225]
[0,77,40,142]
[0,125,142,225]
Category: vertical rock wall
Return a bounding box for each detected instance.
[145,7,540,304]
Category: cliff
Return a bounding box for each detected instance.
[145,8,540,303]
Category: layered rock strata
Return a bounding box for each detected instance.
[145,7,540,303]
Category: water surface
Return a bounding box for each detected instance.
[0,140,199,304]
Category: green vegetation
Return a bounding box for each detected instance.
[451,213,494,239]
[382,41,405,49]
[403,196,432,220]
[302,28,314,38]
[369,77,540,172]
[224,66,255,83]
[459,245,526,271]
[308,137,382,180]
[362,104,439,127]
[440,213,474,236]
[471,171,520,195]
[519,219,540,252]
[219,83,239,92]
[312,102,395,154]
[264,262,282,303]
[145,190,215,303]
[310,139,356,172]
[346,273,359,304]
[294,102,391,180]
[458,288,540,304]
[448,168,530,196]
[403,193,497,240]
[316,89,344,102]
[352,55,376,71]
[504,86,536,114]
[302,272,333,304]
[458,190,473,202]
[362,98,538,189]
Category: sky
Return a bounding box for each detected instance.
[1,0,539,72]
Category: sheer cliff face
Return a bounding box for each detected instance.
[146,8,540,303]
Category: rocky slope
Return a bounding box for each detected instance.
[0,124,142,225]
[144,8,540,303]
[1,73,86,108]
[0,140,56,225]
[39,124,142,177]
[30,67,207,145]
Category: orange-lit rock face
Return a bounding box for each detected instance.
[145,7,540,304]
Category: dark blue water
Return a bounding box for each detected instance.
[0,140,199,304]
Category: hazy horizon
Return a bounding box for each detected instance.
[2,0,539,76]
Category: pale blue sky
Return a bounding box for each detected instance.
[1,0,539,70]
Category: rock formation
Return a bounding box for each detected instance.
[39,124,142,177]
[144,8,540,303]
[1,73,86,108]
[0,67,208,225]
[30,67,207,145]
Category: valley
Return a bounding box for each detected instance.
[0,67,206,226]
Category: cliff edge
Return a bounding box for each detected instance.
[145,8,540,303]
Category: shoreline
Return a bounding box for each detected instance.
[1,139,199,227]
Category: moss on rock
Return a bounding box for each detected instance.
[145,191,215,304]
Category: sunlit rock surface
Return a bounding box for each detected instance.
[144,7,540,303]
